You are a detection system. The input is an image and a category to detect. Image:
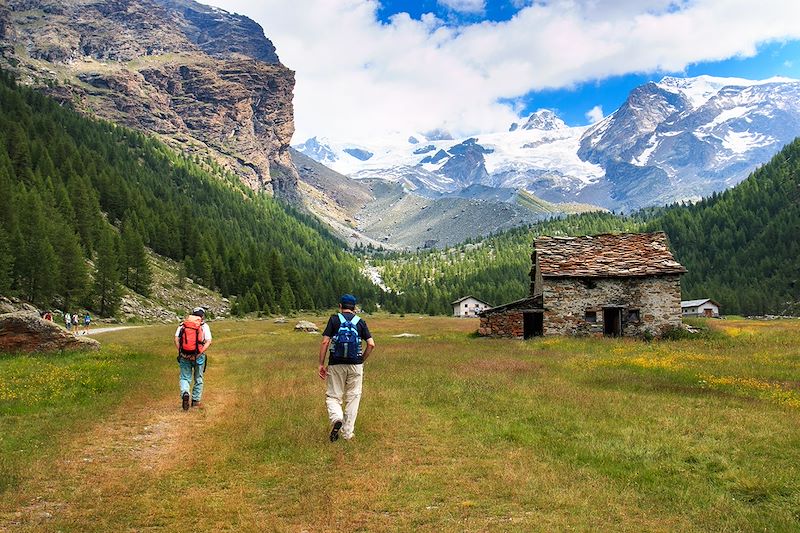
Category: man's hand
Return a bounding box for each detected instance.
[318,364,328,380]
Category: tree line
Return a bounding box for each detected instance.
[0,70,378,316]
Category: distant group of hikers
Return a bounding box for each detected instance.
[175,294,375,442]
[42,310,91,335]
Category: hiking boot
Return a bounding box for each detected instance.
[191,400,204,409]
[329,420,343,442]
[182,392,190,411]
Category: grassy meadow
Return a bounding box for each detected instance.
[1,316,799,531]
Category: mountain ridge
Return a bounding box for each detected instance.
[297,75,800,213]
[0,0,301,203]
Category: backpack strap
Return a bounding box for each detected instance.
[350,315,361,326]
[337,313,346,323]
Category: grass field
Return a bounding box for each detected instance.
[1,316,799,532]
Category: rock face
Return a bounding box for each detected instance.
[0,312,101,352]
[0,0,300,203]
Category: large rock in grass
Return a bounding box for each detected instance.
[0,312,100,353]
[294,320,319,332]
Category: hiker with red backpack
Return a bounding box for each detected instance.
[318,294,375,441]
[174,307,213,411]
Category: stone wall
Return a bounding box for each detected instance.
[543,275,682,337]
[479,311,524,338]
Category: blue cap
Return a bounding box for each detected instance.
[340,294,357,306]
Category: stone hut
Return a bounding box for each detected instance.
[479,232,687,338]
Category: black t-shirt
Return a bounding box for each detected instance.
[323,311,372,365]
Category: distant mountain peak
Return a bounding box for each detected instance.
[295,137,337,164]
[519,109,567,131]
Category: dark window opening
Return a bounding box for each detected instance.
[627,309,640,322]
[582,279,597,289]
[585,310,597,323]
[523,312,543,339]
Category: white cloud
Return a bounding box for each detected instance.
[438,0,485,13]
[208,0,800,142]
[585,105,604,123]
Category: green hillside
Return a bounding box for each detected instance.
[0,71,378,315]
[645,139,800,315]
[375,139,800,316]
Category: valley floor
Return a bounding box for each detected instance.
[1,317,799,532]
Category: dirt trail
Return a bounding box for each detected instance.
[0,365,233,531]
[86,325,145,335]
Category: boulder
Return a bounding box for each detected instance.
[0,312,100,353]
[294,320,319,332]
[274,317,288,324]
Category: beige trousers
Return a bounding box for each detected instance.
[326,364,363,439]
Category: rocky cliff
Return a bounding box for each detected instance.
[0,0,300,202]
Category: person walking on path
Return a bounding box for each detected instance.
[71,313,79,333]
[174,307,212,411]
[83,312,91,334]
[64,312,71,332]
[318,294,375,442]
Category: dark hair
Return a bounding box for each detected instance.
[341,302,355,311]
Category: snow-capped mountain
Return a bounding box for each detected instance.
[295,75,800,211]
[579,75,800,208]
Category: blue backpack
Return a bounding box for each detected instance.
[331,313,361,359]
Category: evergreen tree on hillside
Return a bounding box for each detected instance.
[55,229,89,310]
[93,229,122,317]
[0,226,12,294]
[121,219,152,297]
[15,191,58,306]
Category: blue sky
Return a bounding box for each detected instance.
[377,0,800,127]
[517,40,800,126]
[376,0,523,24]
[210,0,800,140]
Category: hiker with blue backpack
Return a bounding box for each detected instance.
[318,294,375,442]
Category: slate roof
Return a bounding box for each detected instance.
[535,232,687,278]
[478,296,542,316]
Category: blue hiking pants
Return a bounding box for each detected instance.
[179,354,206,401]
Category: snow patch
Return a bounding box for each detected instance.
[722,130,773,154]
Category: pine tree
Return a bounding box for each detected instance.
[121,219,152,296]
[16,191,58,306]
[198,251,213,289]
[0,225,12,293]
[93,229,122,317]
[55,229,89,310]
[278,282,296,313]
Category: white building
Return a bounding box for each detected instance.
[452,296,492,318]
[681,298,721,318]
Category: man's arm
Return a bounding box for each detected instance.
[318,336,331,380]
[201,325,212,352]
[174,335,180,350]
[363,338,375,361]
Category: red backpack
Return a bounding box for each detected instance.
[179,315,206,360]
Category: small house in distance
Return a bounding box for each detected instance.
[479,232,687,338]
[452,296,492,318]
[681,299,721,318]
